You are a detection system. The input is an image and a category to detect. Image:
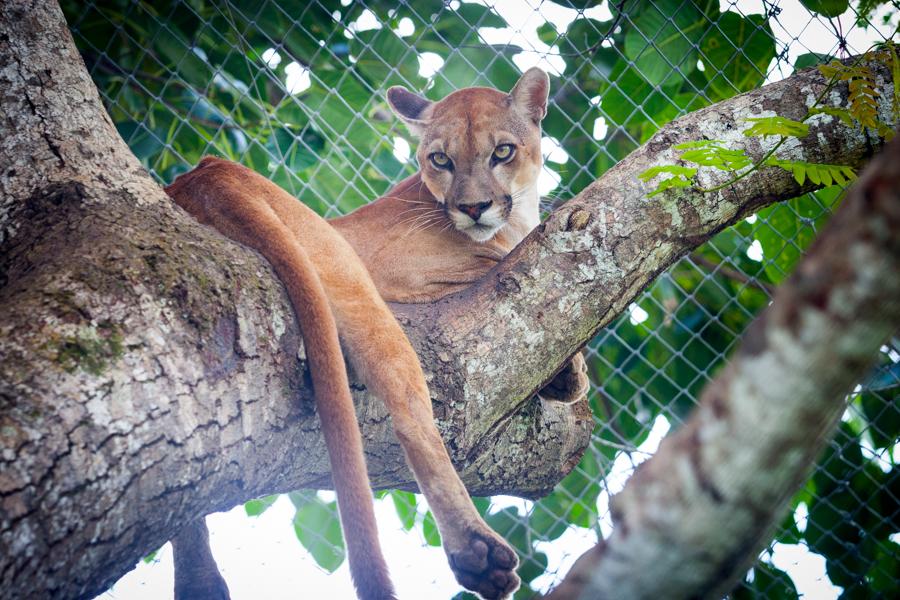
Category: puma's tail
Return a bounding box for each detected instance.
[166,163,396,600]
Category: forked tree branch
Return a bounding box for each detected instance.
[545,129,900,600]
[0,1,895,598]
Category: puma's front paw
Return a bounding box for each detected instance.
[538,351,589,405]
[447,529,520,599]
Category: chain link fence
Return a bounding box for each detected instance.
[63,1,899,598]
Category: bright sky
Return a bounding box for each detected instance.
[97,1,896,599]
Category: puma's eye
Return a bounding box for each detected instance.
[429,152,452,170]
[492,144,515,162]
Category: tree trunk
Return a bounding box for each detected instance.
[545,130,900,600]
[0,1,894,599]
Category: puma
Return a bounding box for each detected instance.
[166,67,584,599]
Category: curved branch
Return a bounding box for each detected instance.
[0,1,894,598]
[399,57,896,447]
[544,128,900,600]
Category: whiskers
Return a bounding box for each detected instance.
[392,203,448,239]
[538,194,567,215]
[510,185,567,218]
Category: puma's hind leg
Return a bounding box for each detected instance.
[340,317,520,599]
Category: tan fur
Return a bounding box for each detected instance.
[166,69,550,600]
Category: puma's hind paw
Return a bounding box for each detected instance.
[448,531,520,599]
[538,351,589,405]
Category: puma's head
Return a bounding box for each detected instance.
[387,68,549,243]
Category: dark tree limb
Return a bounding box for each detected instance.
[0,1,895,598]
[545,132,900,599]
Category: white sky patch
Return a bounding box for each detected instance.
[542,136,568,164]
[593,116,609,141]
[261,47,282,69]
[721,0,898,83]
[770,543,842,600]
[284,62,311,94]
[794,501,808,534]
[531,527,598,593]
[99,495,465,600]
[860,435,893,473]
[538,164,561,196]
[351,8,381,32]
[746,239,764,262]
[418,52,444,78]
[470,0,612,76]
[629,302,649,325]
[392,136,411,162]
[395,16,415,37]
[745,213,758,224]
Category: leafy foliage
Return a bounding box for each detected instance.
[638,165,698,197]
[764,158,857,186]
[743,116,810,138]
[800,0,850,17]
[675,140,753,170]
[819,60,882,130]
[244,494,279,517]
[289,491,346,572]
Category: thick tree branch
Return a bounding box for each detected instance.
[0,1,894,598]
[398,59,896,447]
[545,132,900,600]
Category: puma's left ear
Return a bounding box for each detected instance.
[387,86,434,136]
[509,67,550,124]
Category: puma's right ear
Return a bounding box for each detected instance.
[509,67,550,124]
[387,86,433,136]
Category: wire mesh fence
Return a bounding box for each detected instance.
[63,0,899,598]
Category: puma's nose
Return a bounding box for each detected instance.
[458,201,492,221]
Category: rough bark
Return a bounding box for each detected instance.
[0,2,894,600]
[544,133,900,600]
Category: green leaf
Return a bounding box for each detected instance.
[142,548,160,564]
[422,511,441,547]
[244,494,279,517]
[485,507,529,554]
[638,165,698,181]
[799,0,850,18]
[287,490,317,509]
[765,159,855,189]
[699,13,776,100]
[795,52,836,70]
[858,389,900,449]
[743,116,810,138]
[428,46,520,100]
[416,2,505,47]
[518,551,549,585]
[623,0,706,86]
[293,497,345,572]
[868,540,900,595]
[351,28,424,89]
[808,106,856,127]
[640,164,697,198]
[389,490,418,531]
[753,186,842,283]
[647,176,693,197]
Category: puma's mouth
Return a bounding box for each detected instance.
[450,213,504,242]
[449,202,506,242]
[461,221,502,242]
